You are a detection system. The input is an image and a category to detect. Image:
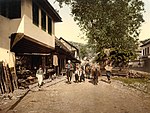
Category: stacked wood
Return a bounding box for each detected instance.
[127,70,150,79]
[0,61,18,94]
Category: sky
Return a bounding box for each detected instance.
[139,0,150,41]
[49,0,150,44]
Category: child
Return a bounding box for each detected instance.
[105,62,113,83]
[79,66,85,82]
[75,67,79,83]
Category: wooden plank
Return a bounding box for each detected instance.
[0,61,4,94]
[1,62,7,93]
[3,66,9,93]
[0,82,5,94]
[0,77,3,94]
[11,67,18,89]
[2,66,7,93]
[8,65,15,92]
[3,62,10,93]
[6,64,13,93]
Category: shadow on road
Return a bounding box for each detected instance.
[88,80,98,85]
[100,79,111,84]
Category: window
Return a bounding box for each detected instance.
[48,16,52,35]
[41,10,46,31]
[32,1,39,26]
[0,0,21,19]
[143,49,144,56]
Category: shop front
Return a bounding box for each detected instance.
[10,33,54,80]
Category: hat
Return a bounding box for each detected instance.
[68,60,71,63]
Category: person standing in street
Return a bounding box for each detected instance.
[85,62,91,79]
[105,61,113,83]
[36,65,44,88]
[79,66,85,82]
[65,60,73,84]
[91,64,98,85]
[74,66,79,83]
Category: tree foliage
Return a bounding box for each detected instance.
[69,41,94,59]
[55,0,145,65]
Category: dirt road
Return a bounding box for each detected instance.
[7,76,150,113]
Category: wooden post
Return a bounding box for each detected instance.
[0,74,7,94]
[0,61,4,94]
[0,62,7,94]
[10,67,18,90]
[6,64,13,93]
[12,53,18,89]
[2,62,13,93]
[3,63,9,93]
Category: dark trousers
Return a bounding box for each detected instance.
[80,74,85,82]
[75,74,79,82]
[106,71,111,81]
[93,75,98,85]
[67,70,72,82]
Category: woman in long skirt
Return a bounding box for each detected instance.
[36,66,44,88]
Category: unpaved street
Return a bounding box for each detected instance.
[7,76,150,113]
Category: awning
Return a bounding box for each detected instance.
[10,33,54,53]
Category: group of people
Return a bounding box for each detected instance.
[35,59,113,88]
[65,59,113,85]
[65,60,102,85]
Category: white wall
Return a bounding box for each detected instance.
[0,15,21,67]
[0,48,15,67]
[141,43,150,56]
[22,0,55,48]
[0,0,57,67]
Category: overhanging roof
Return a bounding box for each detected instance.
[10,33,54,53]
[55,37,70,52]
[140,40,150,47]
[59,37,79,51]
[55,37,81,63]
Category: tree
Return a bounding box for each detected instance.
[79,45,88,59]
[69,41,94,60]
[56,0,144,65]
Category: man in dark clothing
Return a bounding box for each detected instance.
[91,65,98,85]
[85,63,91,79]
[80,66,85,82]
[65,60,73,83]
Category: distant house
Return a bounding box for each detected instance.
[140,39,150,58]
[59,37,80,63]
[0,0,62,75]
[52,37,81,75]
[140,39,150,72]
[55,37,70,75]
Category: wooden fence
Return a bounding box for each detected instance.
[0,61,18,94]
